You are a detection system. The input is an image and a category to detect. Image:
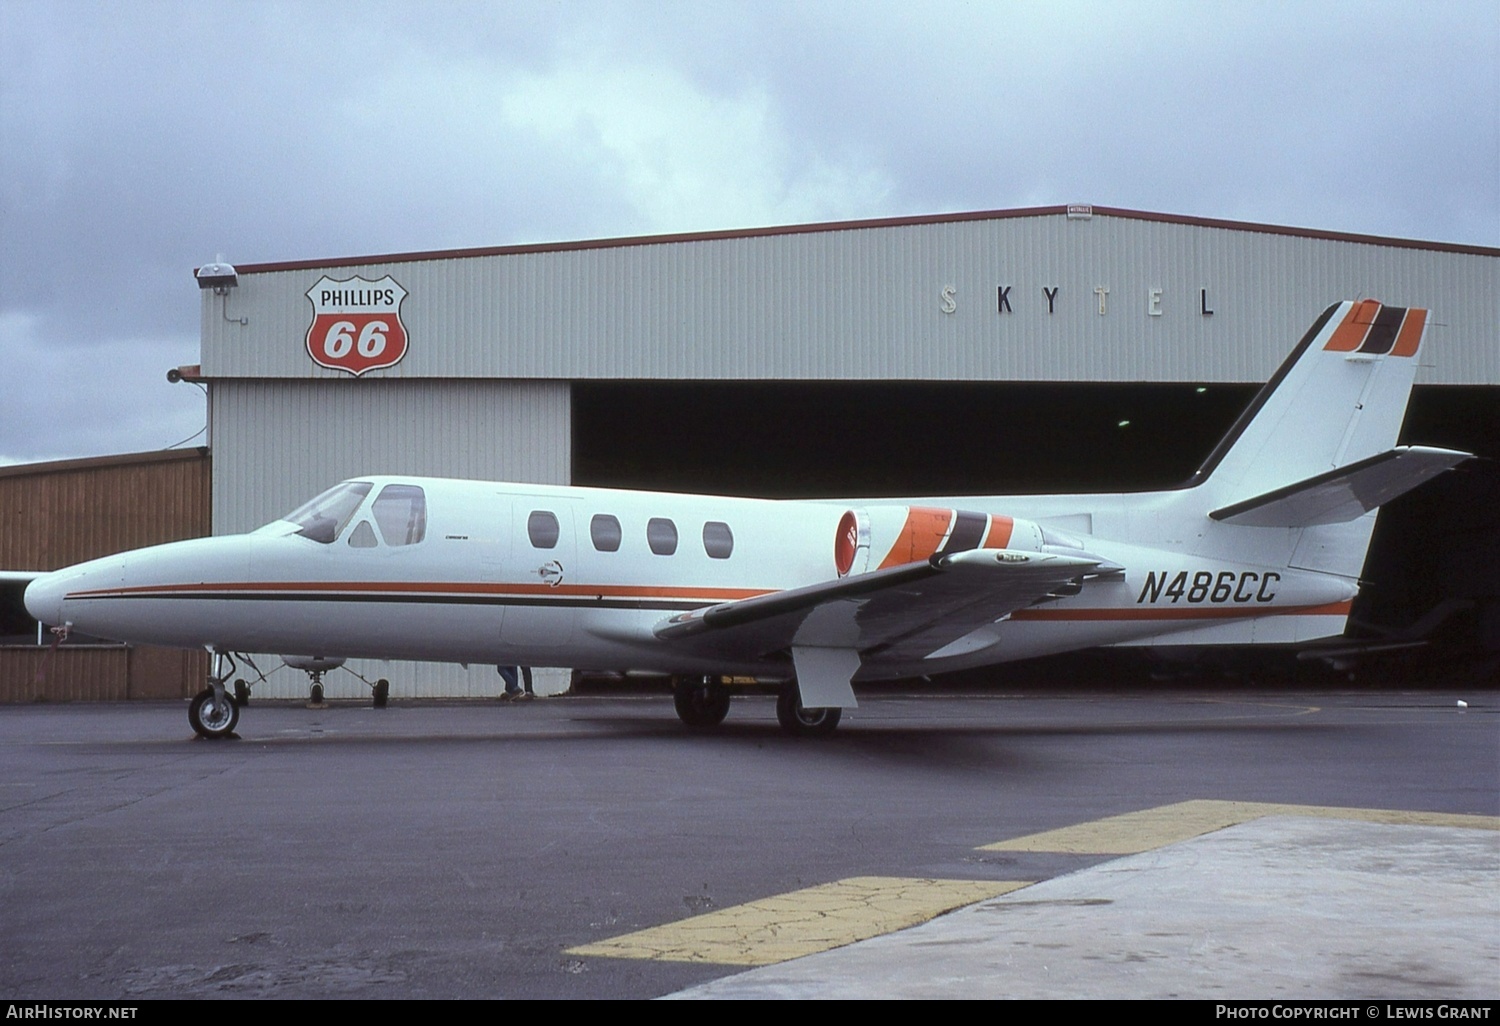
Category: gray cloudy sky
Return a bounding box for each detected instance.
[2,0,1496,465]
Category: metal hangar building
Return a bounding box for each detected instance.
[188,205,1497,698]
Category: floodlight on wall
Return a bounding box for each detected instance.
[196,257,247,324]
[195,261,238,293]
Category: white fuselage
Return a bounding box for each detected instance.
[24,476,1357,682]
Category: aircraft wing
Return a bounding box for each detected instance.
[1208,446,1471,528]
[654,549,1100,664]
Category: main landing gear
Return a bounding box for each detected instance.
[775,688,842,738]
[673,676,732,728]
[669,676,845,736]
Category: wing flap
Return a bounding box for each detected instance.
[1208,446,1470,528]
[654,549,1100,662]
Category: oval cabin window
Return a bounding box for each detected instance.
[647,517,678,556]
[702,521,734,559]
[590,514,622,552]
[528,510,560,549]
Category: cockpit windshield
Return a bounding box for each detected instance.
[280,482,373,544]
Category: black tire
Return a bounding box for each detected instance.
[373,679,390,708]
[188,687,239,739]
[673,680,732,728]
[776,689,842,737]
[233,679,250,705]
[310,682,325,704]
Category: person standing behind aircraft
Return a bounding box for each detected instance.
[498,665,534,701]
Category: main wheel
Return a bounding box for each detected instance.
[776,689,842,737]
[188,688,239,739]
[673,680,732,728]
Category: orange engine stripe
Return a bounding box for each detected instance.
[1390,307,1427,358]
[1323,300,1381,351]
[981,515,1014,549]
[876,507,954,570]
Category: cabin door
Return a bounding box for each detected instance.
[501,499,577,648]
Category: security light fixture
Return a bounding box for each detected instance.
[195,261,238,294]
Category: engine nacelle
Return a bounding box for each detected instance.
[835,506,1045,577]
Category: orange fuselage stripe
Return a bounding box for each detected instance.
[1009,600,1352,622]
[71,580,772,602]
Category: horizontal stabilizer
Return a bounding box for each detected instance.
[1208,446,1470,527]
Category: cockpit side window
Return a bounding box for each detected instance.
[347,521,379,548]
[283,482,373,544]
[372,484,427,546]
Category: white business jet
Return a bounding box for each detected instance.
[22,301,1470,738]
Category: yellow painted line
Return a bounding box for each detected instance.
[567,876,1029,966]
[981,799,1500,855]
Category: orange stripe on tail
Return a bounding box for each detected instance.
[1324,299,1382,351]
[1390,308,1427,358]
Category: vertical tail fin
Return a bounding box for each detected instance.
[1177,301,1468,587]
[1187,300,1433,505]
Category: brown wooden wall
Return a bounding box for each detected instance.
[0,448,210,569]
[0,449,211,703]
[0,645,208,702]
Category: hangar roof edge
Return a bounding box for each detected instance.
[0,447,208,480]
[214,206,1500,277]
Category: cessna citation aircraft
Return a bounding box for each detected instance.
[22,300,1470,738]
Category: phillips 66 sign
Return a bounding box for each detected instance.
[305,275,409,376]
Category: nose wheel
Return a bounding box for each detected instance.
[189,685,239,739]
[190,651,243,739]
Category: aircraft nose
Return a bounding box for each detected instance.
[24,571,68,628]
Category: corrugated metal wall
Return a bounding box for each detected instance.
[201,210,1497,385]
[209,379,570,533]
[0,450,210,702]
[209,379,570,699]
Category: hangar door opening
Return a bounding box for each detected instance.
[574,380,1499,676]
[572,381,1255,498]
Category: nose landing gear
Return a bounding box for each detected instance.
[187,652,392,739]
[189,651,241,740]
